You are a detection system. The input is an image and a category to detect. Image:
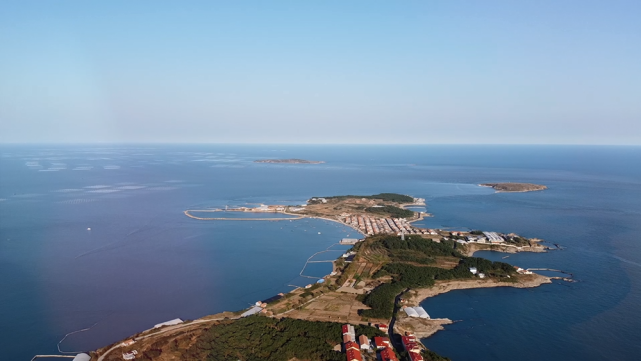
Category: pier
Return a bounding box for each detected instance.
[183,210,304,221]
[298,243,343,280]
[527,268,574,281]
[527,268,573,276]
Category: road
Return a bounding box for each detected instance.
[388,289,410,359]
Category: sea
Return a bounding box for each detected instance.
[0,145,639,361]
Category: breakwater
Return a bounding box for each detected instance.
[184,209,305,221]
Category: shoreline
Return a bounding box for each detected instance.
[396,274,552,339]
[184,200,430,237]
[88,196,555,360]
[87,237,554,360]
[406,273,552,306]
[462,241,548,256]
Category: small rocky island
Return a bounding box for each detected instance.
[254,158,325,164]
[480,182,547,193]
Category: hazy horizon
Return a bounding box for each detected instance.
[2,142,641,146]
[1,1,640,145]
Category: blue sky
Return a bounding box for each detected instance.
[1,1,639,144]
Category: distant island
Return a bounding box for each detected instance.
[254,158,325,164]
[480,182,547,193]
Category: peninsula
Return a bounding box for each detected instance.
[254,158,325,164]
[87,193,559,361]
[480,182,547,193]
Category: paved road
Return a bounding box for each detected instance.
[388,289,410,359]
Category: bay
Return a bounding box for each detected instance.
[1,145,640,360]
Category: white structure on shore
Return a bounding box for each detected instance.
[340,238,361,245]
[483,232,505,244]
[241,306,263,317]
[154,318,183,328]
[404,306,430,319]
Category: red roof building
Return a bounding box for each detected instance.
[358,335,370,350]
[346,348,363,361]
[401,336,421,352]
[377,323,389,332]
[344,341,359,352]
[380,347,398,361]
[409,352,424,361]
[374,336,390,349]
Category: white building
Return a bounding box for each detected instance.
[483,232,505,244]
[414,306,430,319]
[404,307,419,317]
[469,267,478,275]
[73,354,91,361]
[153,318,183,328]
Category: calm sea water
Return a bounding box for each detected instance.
[0,145,640,360]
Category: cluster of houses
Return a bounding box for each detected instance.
[339,215,433,236]
[341,324,399,361]
[226,204,289,212]
[401,333,425,361]
[469,265,532,278]
[119,339,138,360]
[469,267,486,279]
[122,349,138,360]
[241,293,286,317]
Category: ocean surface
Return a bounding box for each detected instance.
[0,145,640,360]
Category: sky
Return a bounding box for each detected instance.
[1,1,640,145]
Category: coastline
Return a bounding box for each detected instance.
[461,241,548,256]
[395,274,552,339]
[406,273,552,306]
[87,238,553,360]
[87,195,556,360]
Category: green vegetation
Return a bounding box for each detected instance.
[385,248,435,264]
[360,235,516,319]
[375,235,463,258]
[505,235,531,246]
[190,316,383,361]
[365,205,414,218]
[325,193,414,203]
[360,282,406,319]
[397,349,451,361]
[423,349,452,361]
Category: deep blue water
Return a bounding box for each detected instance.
[1,145,640,360]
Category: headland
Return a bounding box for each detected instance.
[85,193,563,361]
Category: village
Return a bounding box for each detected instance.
[338,214,434,236]
[339,323,425,361]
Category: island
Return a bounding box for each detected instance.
[480,182,547,193]
[89,193,564,361]
[254,158,325,164]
